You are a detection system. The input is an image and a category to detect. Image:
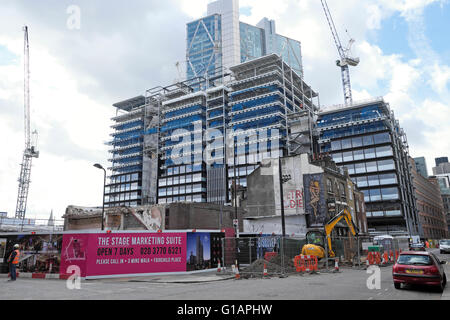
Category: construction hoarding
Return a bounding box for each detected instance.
[0,230,224,278]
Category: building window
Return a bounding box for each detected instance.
[377,159,395,171]
[379,173,397,185]
[332,152,342,163]
[369,188,382,201]
[373,132,390,144]
[352,137,363,148]
[341,138,352,149]
[340,183,346,197]
[353,149,364,161]
[327,179,333,194]
[331,140,341,151]
[356,176,368,188]
[364,148,376,159]
[368,175,380,186]
[342,151,353,162]
[366,161,378,173]
[363,135,374,146]
[381,187,399,200]
[355,162,366,174]
[345,164,355,175]
[376,146,393,157]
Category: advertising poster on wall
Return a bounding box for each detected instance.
[85,232,187,277]
[0,238,6,263]
[303,173,327,227]
[60,233,90,277]
[4,234,63,274]
[186,232,210,271]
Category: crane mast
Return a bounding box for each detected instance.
[15,26,39,220]
[320,0,359,105]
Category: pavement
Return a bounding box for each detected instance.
[0,248,448,300]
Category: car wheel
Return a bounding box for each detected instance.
[441,250,444,254]
[394,283,401,289]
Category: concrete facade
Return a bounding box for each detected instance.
[244,153,368,236]
[63,203,245,233]
[409,158,448,239]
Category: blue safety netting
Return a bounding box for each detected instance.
[321,121,387,140]
[114,120,143,132]
[165,104,204,119]
[112,146,142,156]
[231,94,281,112]
[230,84,279,99]
[232,105,285,122]
[161,115,205,133]
[208,109,223,118]
[232,115,284,131]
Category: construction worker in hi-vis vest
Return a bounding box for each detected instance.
[7,244,20,282]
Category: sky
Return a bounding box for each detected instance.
[0,0,449,221]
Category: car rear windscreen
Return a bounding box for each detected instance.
[397,254,432,265]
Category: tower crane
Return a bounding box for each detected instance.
[15,26,39,221]
[320,0,360,105]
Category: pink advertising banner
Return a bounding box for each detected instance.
[60,232,187,277]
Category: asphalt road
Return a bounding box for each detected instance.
[0,248,448,300]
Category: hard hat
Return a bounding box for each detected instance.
[14,244,19,248]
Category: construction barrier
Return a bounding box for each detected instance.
[293,255,318,273]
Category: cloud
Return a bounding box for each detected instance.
[0,0,449,221]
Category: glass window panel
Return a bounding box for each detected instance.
[186,165,192,173]
[373,132,390,144]
[341,138,352,149]
[379,173,397,185]
[159,178,166,187]
[185,184,192,193]
[355,162,366,174]
[332,152,342,163]
[366,161,378,173]
[376,146,393,157]
[179,185,185,194]
[368,175,380,186]
[377,159,395,171]
[331,140,341,151]
[385,210,401,217]
[346,164,355,175]
[369,188,381,201]
[381,187,399,200]
[352,137,363,148]
[173,176,179,185]
[372,211,384,217]
[353,149,364,161]
[363,135,374,146]
[364,148,376,159]
[362,189,370,202]
[342,151,353,162]
[179,166,185,174]
[357,176,368,187]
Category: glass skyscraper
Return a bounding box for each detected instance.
[186,0,303,83]
[317,97,421,237]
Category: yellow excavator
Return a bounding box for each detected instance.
[301,208,358,259]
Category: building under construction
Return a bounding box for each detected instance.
[105,54,319,208]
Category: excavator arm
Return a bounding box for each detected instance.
[324,208,358,257]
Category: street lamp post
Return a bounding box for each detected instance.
[94,163,106,231]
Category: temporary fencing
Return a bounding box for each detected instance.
[221,234,412,278]
[221,236,307,278]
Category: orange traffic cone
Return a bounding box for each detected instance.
[263,263,268,277]
[235,265,240,280]
[334,258,339,272]
[217,260,222,273]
